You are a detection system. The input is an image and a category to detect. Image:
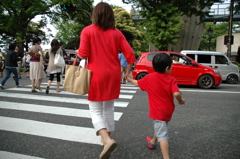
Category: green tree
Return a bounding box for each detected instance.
[122,0,223,50]
[142,3,182,50]
[0,0,59,52]
[113,7,145,52]
[0,0,93,52]
[54,0,93,49]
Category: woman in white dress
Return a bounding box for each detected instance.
[45,39,63,94]
[28,38,46,92]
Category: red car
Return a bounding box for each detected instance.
[132,51,222,89]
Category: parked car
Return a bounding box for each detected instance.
[132,51,222,89]
[181,50,239,84]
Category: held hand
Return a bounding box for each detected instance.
[125,75,132,82]
[178,99,186,105]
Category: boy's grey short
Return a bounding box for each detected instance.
[153,120,169,142]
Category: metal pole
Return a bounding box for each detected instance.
[227,0,234,59]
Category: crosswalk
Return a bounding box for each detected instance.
[0,82,138,159]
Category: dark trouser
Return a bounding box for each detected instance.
[49,72,61,82]
[1,66,19,86]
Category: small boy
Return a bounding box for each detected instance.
[126,53,185,159]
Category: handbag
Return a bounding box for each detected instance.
[27,51,40,60]
[63,57,91,95]
[54,52,65,67]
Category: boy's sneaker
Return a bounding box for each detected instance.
[146,136,156,150]
[0,84,4,89]
[16,85,22,88]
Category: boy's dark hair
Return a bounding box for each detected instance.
[59,42,63,46]
[152,53,172,73]
[9,43,17,51]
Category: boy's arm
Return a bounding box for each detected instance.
[126,75,138,86]
[173,92,185,105]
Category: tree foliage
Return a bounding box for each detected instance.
[53,0,93,49]
[0,0,93,52]
[121,0,223,50]
[113,7,144,52]
[140,3,182,50]
[0,0,59,52]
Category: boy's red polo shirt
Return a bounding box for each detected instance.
[138,72,180,121]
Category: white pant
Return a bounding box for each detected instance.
[89,100,115,134]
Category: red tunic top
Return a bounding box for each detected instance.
[78,24,136,101]
[138,72,180,121]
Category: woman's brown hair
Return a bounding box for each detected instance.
[51,39,60,55]
[91,2,115,30]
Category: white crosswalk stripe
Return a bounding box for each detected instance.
[0,82,138,158]
[6,87,135,99]
[0,101,122,120]
[0,151,45,159]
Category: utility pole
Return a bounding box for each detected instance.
[227,0,234,59]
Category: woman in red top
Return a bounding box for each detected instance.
[78,2,135,159]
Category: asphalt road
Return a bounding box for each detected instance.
[0,75,240,159]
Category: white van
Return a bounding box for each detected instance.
[181,50,239,84]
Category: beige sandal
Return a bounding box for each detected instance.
[99,139,117,159]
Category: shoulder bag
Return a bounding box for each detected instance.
[63,57,91,95]
[27,51,40,60]
[54,52,65,67]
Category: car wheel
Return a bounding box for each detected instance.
[136,73,148,80]
[226,74,238,84]
[198,75,214,89]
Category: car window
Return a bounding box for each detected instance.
[177,55,192,65]
[215,55,228,64]
[198,55,211,63]
[147,53,158,61]
[147,52,167,61]
[186,54,195,60]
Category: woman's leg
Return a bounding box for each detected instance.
[103,100,115,133]
[89,101,106,133]
[38,78,43,90]
[31,79,36,90]
[89,101,117,159]
[48,74,54,86]
[56,72,61,92]
[46,74,54,94]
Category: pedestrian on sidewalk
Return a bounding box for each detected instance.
[126,53,186,159]
[0,43,22,89]
[45,39,63,94]
[28,38,46,92]
[77,2,136,159]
